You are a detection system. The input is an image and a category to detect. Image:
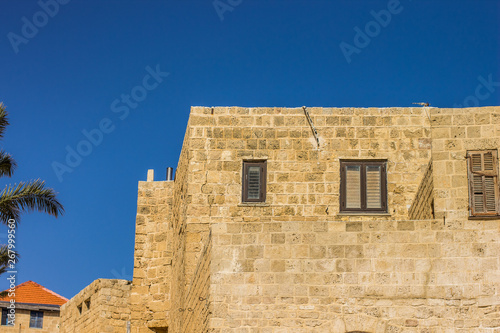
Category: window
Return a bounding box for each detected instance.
[467,150,499,217]
[340,160,387,212]
[84,298,91,310]
[242,161,266,203]
[1,308,12,326]
[29,311,43,329]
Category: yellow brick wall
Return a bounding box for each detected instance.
[60,279,131,333]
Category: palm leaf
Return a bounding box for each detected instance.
[0,179,64,225]
[0,102,64,279]
[0,151,17,177]
[0,244,19,276]
[0,103,9,140]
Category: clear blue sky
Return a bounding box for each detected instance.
[0,0,498,298]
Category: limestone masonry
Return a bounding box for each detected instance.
[60,279,131,333]
[61,106,500,332]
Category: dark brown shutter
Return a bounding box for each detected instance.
[242,161,267,203]
[467,150,499,216]
[345,165,361,208]
[247,166,261,200]
[366,165,382,209]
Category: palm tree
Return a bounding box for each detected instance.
[0,245,16,276]
[0,102,63,276]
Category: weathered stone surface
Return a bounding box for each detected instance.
[62,106,500,333]
[60,279,131,333]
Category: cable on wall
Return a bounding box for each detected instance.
[302,106,320,148]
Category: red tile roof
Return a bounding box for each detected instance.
[0,280,68,306]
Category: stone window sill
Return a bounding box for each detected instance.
[336,212,392,217]
[238,203,270,207]
[468,215,500,220]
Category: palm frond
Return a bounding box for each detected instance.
[0,179,64,225]
[0,151,17,178]
[0,103,9,140]
[0,244,19,276]
[0,245,7,276]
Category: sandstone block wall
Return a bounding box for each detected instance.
[178,106,499,332]
[180,231,212,332]
[130,178,174,333]
[185,106,432,221]
[62,106,500,333]
[60,279,131,333]
[170,140,192,333]
[430,107,500,220]
[409,161,434,220]
[210,218,500,332]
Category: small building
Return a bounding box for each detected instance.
[59,279,131,333]
[0,280,68,332]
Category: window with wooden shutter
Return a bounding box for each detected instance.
[340,160,387,213]
[345,165,361,208]
[242,161,266,203]
[467,150,499,217]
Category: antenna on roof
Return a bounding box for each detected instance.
[412,102,431,121]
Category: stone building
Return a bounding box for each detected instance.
[0,280,68,332]
[60,279,131,333]
[62,106,500,332]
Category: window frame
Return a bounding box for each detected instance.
[466,149,500,217]
[29,310,44,329]
[242,160,267,203]
[1,308,12,326]
[340,160,388,213]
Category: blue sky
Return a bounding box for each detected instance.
[0,0,498,298]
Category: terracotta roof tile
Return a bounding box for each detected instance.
[0,280,68,306]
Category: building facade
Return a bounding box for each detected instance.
[64,106,500,332]
[0,280,68,332]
